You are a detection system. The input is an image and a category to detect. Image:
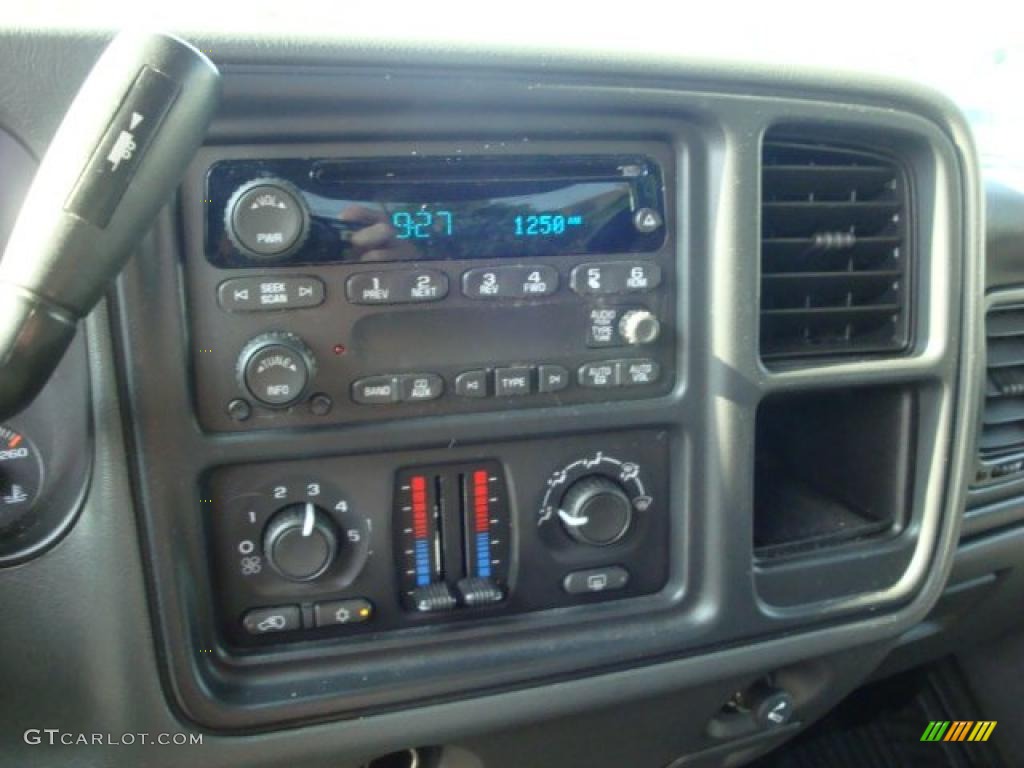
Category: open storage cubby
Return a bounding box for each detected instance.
[754,385,915,559]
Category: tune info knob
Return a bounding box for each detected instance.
[237,332,316,408]
[263,502,338,581]
[618,309,661,345]
[559,476,634,546]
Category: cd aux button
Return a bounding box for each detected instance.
[399,373,444,402]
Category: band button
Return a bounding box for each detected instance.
[352,376,400,404]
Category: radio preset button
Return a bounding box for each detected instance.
[462,265,558,300]
[578,361,620,389]
[228,181,308,258]
[352,376,400,404]
[455,370,489,398]
[495,367,533,396]
[399,373,444,402]
[346,270,449,305]
[538,365,570,393]
[571,262,662,295]
[217,276,324,312]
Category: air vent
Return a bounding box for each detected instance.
[760,137,911,361]
[977,306,1024,484]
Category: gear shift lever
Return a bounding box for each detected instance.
[0,31,219,419]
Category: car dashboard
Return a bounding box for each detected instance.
[2,26,1020,768]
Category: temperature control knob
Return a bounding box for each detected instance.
[226,179,309,258]
[559,476,633,546]
[618,309,661,345]
[263,502,338,581]
[237,332,316,408]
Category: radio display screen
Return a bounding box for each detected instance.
[207,155,666,266]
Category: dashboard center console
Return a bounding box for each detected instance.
[182,141,678,644]
[104,62,975,736]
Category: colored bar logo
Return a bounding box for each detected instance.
[920,721,997,742]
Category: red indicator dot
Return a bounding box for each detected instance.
[333,344,347,356]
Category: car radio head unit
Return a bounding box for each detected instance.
[185,141,676,432]
[206,154,666,267]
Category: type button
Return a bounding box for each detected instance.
[495,367,532,396]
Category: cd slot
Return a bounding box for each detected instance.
[311,155,650,185]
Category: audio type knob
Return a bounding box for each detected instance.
[263,502,338,581]
[236,332,316,408]
[558,475,634,546]
[618,309,661,345]
[226,178,309,258]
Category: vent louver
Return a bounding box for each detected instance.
[979,306,1024,471]
[760,138,911,361]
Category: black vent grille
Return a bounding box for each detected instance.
[980,306,1024,462]
[760,139,911,360]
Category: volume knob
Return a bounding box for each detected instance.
[236,332,316,408]
[226,179,309,259]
